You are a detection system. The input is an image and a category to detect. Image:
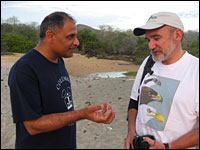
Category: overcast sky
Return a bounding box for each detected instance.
[1,1,199,32]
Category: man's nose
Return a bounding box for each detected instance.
[148,40,157,50]
[74,37,79,46]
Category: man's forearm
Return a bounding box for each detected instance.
[24,108,85,135]
[128,109,138,134]
[124,108,138,149]
[24,103,115,135]
[169,128,199,149]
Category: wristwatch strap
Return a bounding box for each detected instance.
[163,143,169,149]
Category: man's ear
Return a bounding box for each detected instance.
[45,30,55,43]
[174,28,183,41]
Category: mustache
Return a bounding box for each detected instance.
[151,49,162,54]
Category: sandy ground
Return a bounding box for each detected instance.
[1,53,139,149]
[1,53,139,76]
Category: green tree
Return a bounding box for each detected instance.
[1,16,40,43]
[15,23,40,43]
[77,29,105,57]
[5,16,20,34]
[189,36,199,58]
[97,26,136,56]
[1,33,35,53]
[1,23,13,33]
[132,37,149,64]
[182,30,199,51]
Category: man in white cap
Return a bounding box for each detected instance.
[124,12,199,149]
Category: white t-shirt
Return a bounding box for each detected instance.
[130,51,199,143]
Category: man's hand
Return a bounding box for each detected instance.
[143,137,165,149]
[83,102,116,124]
[124,132,136,149]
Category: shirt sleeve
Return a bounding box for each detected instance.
[8,63,42,123]
[130,56,149,101]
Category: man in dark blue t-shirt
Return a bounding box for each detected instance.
[8,11,115,149]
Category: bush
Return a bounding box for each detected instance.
[189,37,199,58]
[77,29,106,57]
[1,33,35,53]
[132,37,149,64]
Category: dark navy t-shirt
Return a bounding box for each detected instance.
[8,49,76,149]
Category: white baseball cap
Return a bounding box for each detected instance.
[133,12,184,36]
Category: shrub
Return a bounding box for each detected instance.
[1,33,35,53]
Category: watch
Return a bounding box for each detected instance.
[163,143,169,149]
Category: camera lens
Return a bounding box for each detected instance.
[140,141,150,149]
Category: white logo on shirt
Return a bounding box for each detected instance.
[56,76,73,110]
[61,88,72,110]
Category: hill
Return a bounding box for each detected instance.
[76,24,98,32]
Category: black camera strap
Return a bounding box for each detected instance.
[140,55,155,86]
[127,55,155,118]
[137,55,155,99]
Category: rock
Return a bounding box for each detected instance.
[85,101,91,106]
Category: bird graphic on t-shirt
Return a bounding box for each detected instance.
[151,93,162,102]
[144,78,161,86]
[140,86,163,105]
[147,108,165,124]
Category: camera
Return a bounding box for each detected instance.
[132,135,155,149]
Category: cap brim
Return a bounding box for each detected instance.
[133,23,164,36]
